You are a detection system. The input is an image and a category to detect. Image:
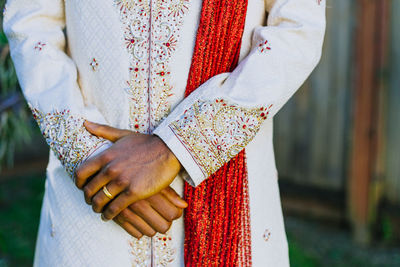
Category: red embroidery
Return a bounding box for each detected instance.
[258,40,271,53]
[263,229,272,242]
[89,58,99,71]
[34,42,46,51]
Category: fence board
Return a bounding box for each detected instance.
[274,0,354,190]
[386,0,400,204]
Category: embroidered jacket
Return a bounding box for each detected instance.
[3,0,326,266]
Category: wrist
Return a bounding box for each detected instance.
[154,134,182,172]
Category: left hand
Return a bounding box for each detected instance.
[75,121,182,221]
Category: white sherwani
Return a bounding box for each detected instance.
[3,0,326,266]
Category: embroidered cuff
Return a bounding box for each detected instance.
[30,105,109,177]
[156,98,273,186]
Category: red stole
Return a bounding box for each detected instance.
[183,1,251,265]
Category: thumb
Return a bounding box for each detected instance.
[84,121,132,142]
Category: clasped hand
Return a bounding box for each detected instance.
[74,121,186,238]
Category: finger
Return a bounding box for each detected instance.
[129,201,172,234]
[83,170,113,204]
[147,193,183,221]
[75,154,105,189]
[116,208,156,237]
[114,217,143,239]
[91,180,126,213]
[102,189,141,221]
[84,121,132,142]
[161,187,188,209]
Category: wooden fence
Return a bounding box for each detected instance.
[274,0,399,242]
[274,0,354,191]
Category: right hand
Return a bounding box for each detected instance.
[113,186,187,239]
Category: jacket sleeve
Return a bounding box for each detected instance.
[153,0,326,186]
[3,0,111,177]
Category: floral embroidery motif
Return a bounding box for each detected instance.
[90,58,99,71]
[30,105,107,176]
[263,229,271,242]
[258,40,271,53]
[34,42,46,51]
[129,233,175,266]
[154,234,175,266]
[129,236,151,266]
[169,99,273,177]
[114,0,191,133]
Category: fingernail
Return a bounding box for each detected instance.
[101,214,109,222]
[178,199,188,208]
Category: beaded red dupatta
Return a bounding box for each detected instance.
[183,1,251,265]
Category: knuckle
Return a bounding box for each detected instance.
[101,152,114,163]
[92,204,101,213]
[165,212,175,222]
[92,197,102,211]
[175,208,183,219]
[107,204,119,215]
[165,209,182,221]
[105,165,119,176]
[125,186,138,197]
[129,201,143,212]
[119,209,130,221]
[114,177,129,188]
[114,215,124,224]
[135,233,143,239]
[159,222,172,234]
[145,229,156,237]
[83,187,92,199]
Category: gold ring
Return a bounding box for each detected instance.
[102,185,113,199]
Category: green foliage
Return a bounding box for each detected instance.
[0,174,45,267]
[382,215,394,242]
[0,2,35,170]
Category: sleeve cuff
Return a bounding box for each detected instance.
[153,126,205,187]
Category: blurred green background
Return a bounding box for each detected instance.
[1,0,400,266]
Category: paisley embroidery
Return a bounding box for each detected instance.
[129,233,175,267]
[169,99,273,177]
[30,105,107,176]
[114,0,191,133]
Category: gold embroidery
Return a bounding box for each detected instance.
[128,236,151,266]
[114,0,191,132]
[170,99,273,177]
[30,105,107,176]
[128,233,175,267]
